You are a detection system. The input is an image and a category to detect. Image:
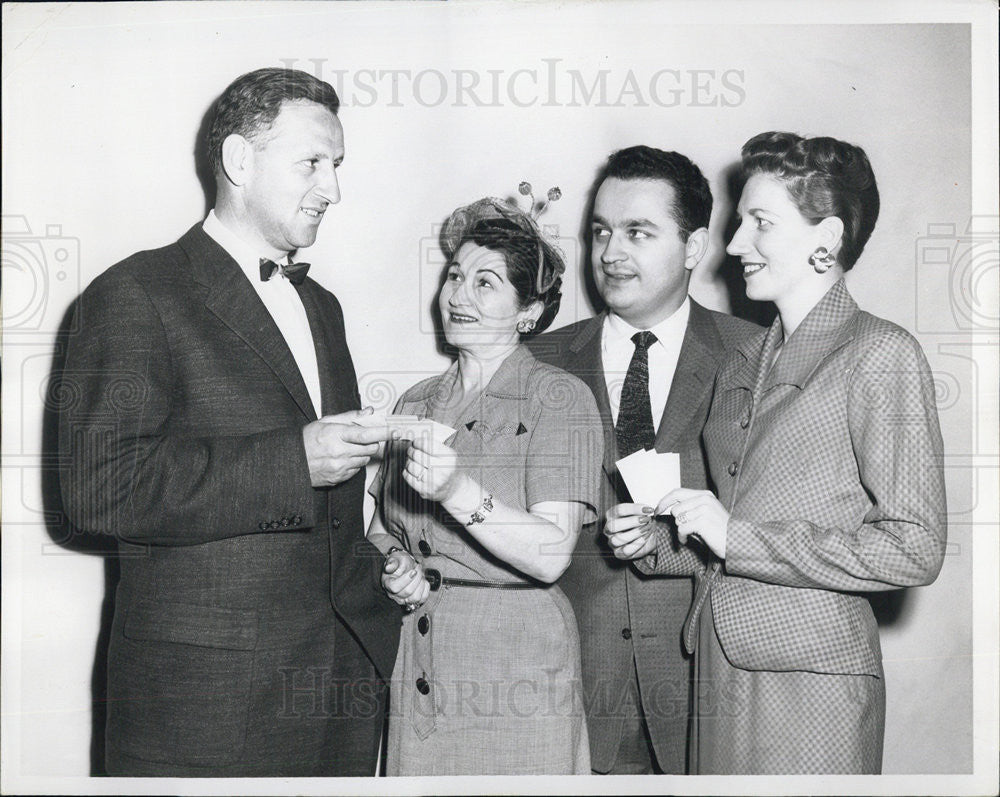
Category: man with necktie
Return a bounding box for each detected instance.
[58,68,398,776]
[528,145,758,774]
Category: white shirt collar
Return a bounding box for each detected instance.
[202,212,323,415]
[604,296,691,349]
[203,210,289,281]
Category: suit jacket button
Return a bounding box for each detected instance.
[417,615,430,635]
[418,539,432,556]
[293,515,302,525]
[270,521,281,530]
[258,522,269,531]
[728,462,738,476]
[621,627,632,640]
[416,677,430,695]
[331,517,341,529]
[740,415,750,429]
[281,518,291,527]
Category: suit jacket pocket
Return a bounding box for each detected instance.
[712,579,883,677]
[109,600,259,768]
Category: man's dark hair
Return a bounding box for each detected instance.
[206,68,340,177]
[597,145,713,241]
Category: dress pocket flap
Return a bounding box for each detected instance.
[124,600,259,650]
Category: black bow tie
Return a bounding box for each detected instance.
[259,258,310,286]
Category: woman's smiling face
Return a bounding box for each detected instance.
[439,242,535,353]
[727,173,830,305]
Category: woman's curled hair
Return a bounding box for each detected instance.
[741,131,879,270]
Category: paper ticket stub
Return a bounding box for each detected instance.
[615,449,681,506]
[353,413,455,444]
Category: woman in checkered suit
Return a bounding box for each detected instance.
[605,132,947,773]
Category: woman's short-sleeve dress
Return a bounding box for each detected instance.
[371,345,603,776]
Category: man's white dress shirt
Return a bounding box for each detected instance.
[203,210,323,416]
[601,297,691,434]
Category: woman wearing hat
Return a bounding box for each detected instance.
[367,191,603,775]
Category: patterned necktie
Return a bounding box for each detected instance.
[259,258,310,286]
[615,330,657,458]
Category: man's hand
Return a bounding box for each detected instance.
[302,409,391,487]
[604,502,659,560]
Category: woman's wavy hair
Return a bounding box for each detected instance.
[740,132,879,270]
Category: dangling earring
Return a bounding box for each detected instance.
[808,246,836,273]
[516,318,537,334]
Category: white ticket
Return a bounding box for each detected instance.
[352,412,456,444]
[615,448,681,506]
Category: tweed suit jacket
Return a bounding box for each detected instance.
[58,224,401,775]
[528,300,759,773]
[638,280,947,677]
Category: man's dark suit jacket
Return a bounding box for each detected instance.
[58,224,401,776]
[528,299,759,773]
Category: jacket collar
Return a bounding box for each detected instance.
[555,317,616,476]
[567,314,604,355]
[406,344,540,406]
[180,222,243,288]
[732,278,859,391]
[177,223,318,420]
[654,299,726,450]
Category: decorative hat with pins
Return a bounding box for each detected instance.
[441,182,566,295]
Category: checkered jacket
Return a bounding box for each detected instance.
[638,280,947,676]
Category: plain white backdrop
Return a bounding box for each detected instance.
[2,2,997,795]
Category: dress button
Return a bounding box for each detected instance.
[425,569,441,591]
[416,677,430,695]
[728,462,738,476]
[418,615,430,635]
[331,517,341,529]
[418,539,432,556]
[621,627,632,640]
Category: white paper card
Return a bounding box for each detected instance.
[615,449,681,506]
[353,412,456,444]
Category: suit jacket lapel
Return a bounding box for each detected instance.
[296,283,359,417]
[565,316,619,479]
[654,300,723,453]
[296,285,335,417]
[180,225,318,421]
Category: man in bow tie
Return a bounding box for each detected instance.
[58,68,397,776]
[529,146,759,774]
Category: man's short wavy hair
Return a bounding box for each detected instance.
[597,145,713,242]
[206,68,340,178]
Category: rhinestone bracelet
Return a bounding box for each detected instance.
[466,494,495,526]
